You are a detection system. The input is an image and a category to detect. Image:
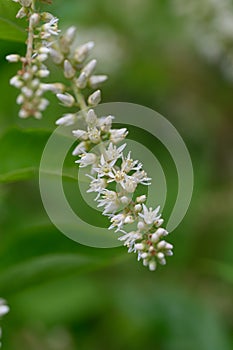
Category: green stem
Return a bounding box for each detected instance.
[72,80,88,120]
[26,1,36,64]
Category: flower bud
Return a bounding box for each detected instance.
[16,7,27,19]
[72,141,87,156]
[64,59,76,79]
[149,260,157,271]
[19,0,31,7]
[74,41,94,62]
[72,129,88,140]
[56,114,76,126]
[49,48,64,64]
[86,109,97,126]
[157,240,166,250]
[88,90,101,106]
[63,26,77,44]
[136,195,147,203]
[82,59,97,77]
[134,204,142,212]
[30,13,40,27]
[135,243,144,251]
[89,75,108,88]
[10,76,23,88]
[56,93,75,107]
[6,54,21,63]
[75,72,87,89]
[124,215,134,224]
[37,69,50,78]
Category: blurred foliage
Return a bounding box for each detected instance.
[0,0,232,349]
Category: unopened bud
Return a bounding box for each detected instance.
[49,48,64,64]
[56,93,75,107]
[149,260,157,271]
[30,13,40,27]
[86,109,97,126]
[82,59,97,77]
[56,114,76,126]
[6,54,21,63]
[124,216,134,224]
[64,59,76,79]
[19,0,31,7]
[74,41,94,63]
[89,75,108,88]
[135,243,144,251]
[88,90,101,106]
[136,195,147,203]
[16,7,27,19]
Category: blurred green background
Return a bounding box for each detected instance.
[0,0,232,349]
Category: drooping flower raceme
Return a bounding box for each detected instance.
[7,0,174,271]
[0,299,9,348]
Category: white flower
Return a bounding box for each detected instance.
[75,152,97,167]
[131,170,151,185]
[72,129,88,140]
[41,17,60,38]
[105,142,126,162]
[107,168,126,185]
[87,127,101,144]
[121,176,137,193]
[121,151,142,173]
[139,204,161,225]
[93,154,116,177]
[86,175,106,199]
[97,189,120,214]
[97,115,114,132]
[110,128,128,143]
[118,231,142,252]
[109,213,126,231]
[72,141,87,156]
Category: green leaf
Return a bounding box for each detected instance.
[0,128,51,182]
[0,0,27,42]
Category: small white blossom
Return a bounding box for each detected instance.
[75,152,97,168]
[110,128,128,143]
[86,175,106,199]
[72,141,87,156]
[139,204,161,225]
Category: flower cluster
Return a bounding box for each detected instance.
[173,0,233,81]
[72,109,173,271]
[0,299,9,348]
[6,0,63,118]
[8,0,173,271]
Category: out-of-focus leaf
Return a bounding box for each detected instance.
[0,0,26,42]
